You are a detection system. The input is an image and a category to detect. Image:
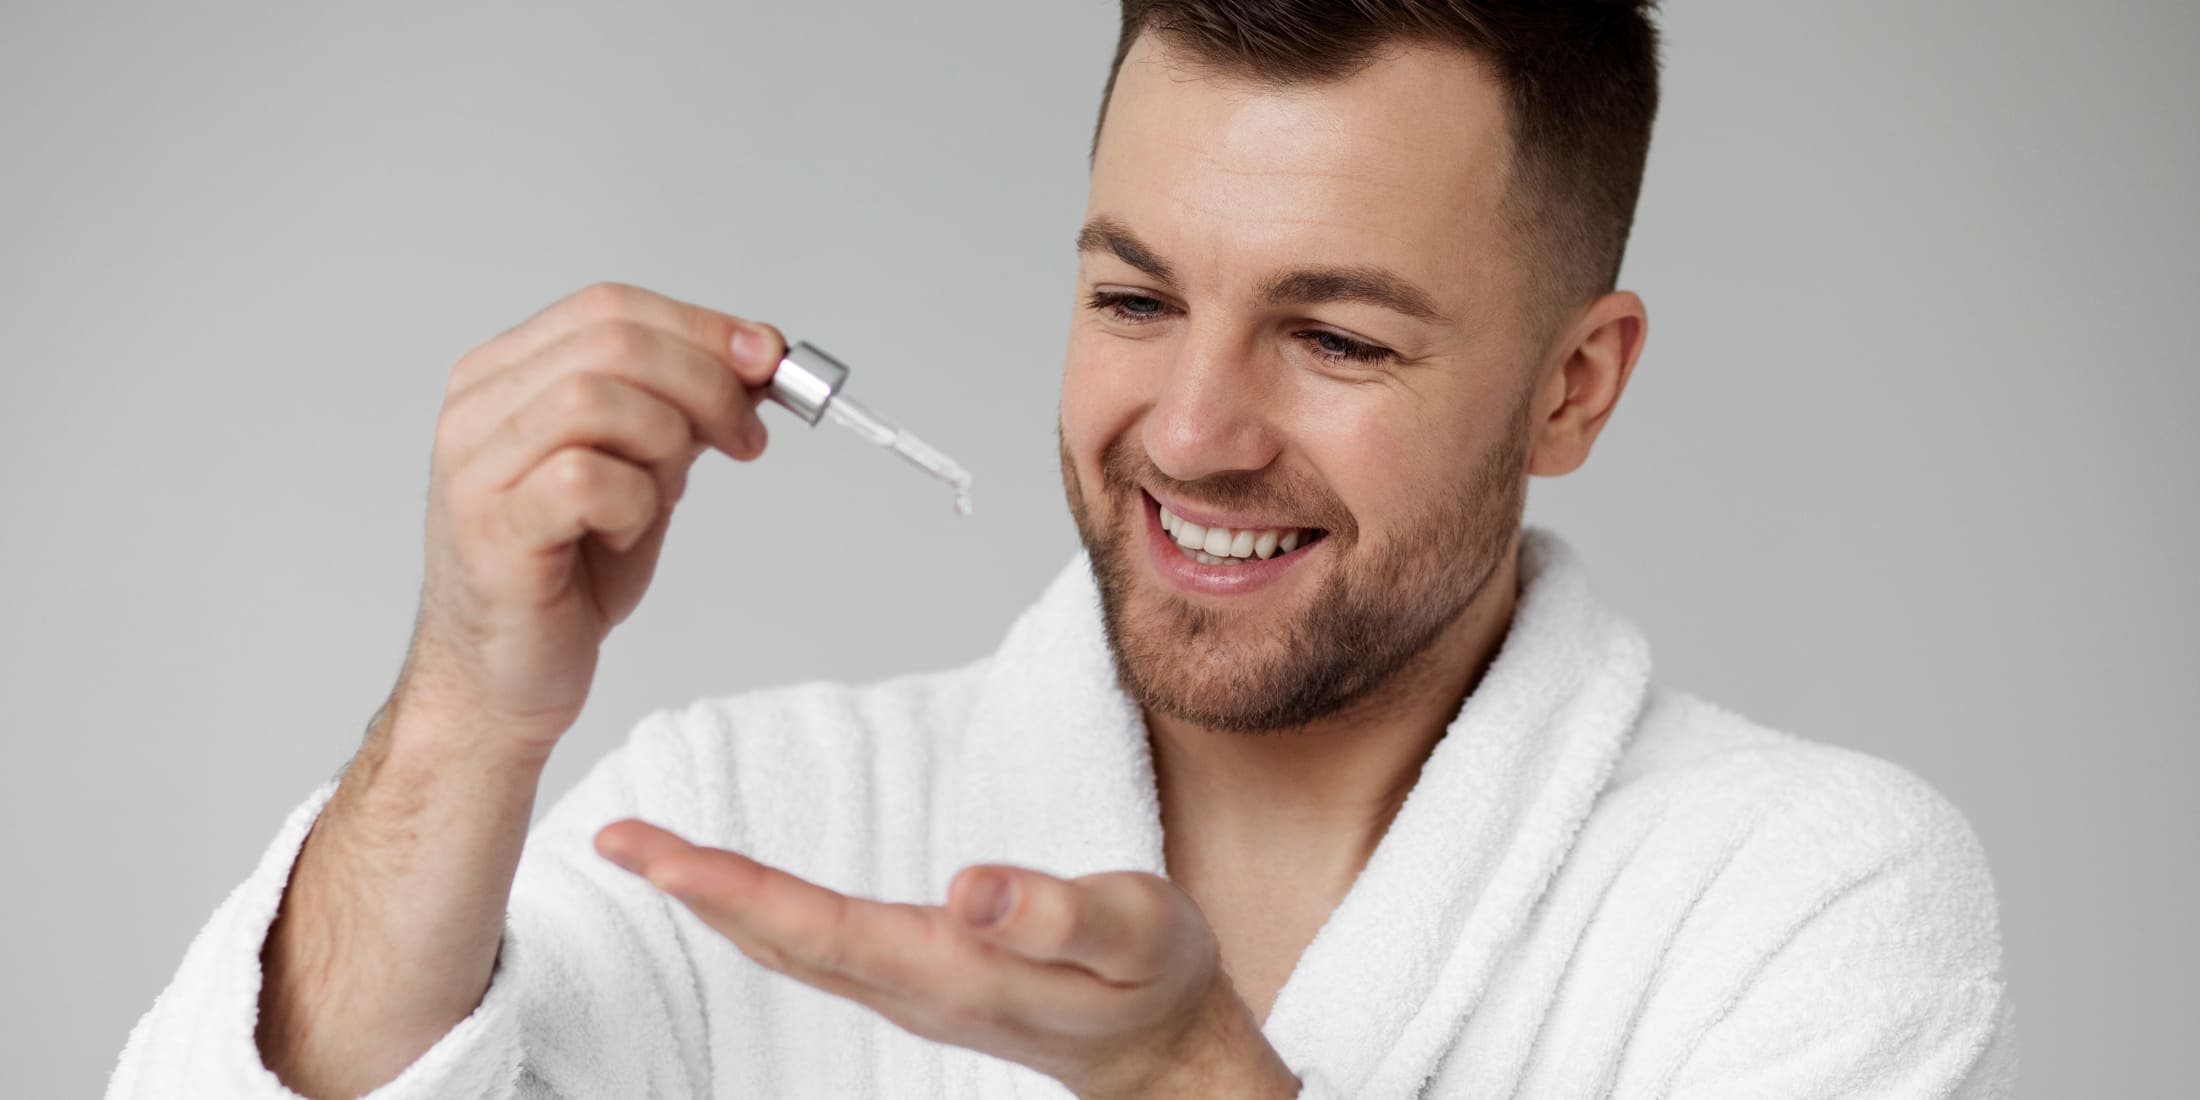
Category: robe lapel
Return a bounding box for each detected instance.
[940,549,1168,885]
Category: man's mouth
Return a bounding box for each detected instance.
[1154,499,1328,566]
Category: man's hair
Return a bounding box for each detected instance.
[1095,0,1663,339]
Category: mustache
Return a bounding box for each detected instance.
[1097,431,1357,541]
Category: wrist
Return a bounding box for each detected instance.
[372,689,560,778]
[1074,979,1300,1100]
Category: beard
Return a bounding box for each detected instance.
[1059,389,1533,734]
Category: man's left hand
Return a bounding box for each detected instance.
[595,820,1301,1100]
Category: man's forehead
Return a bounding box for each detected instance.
[1090,32,1512,291]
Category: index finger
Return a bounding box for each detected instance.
[597,819,938,988]
[454,281,787,396]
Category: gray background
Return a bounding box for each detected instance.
[4,1,2193,1095]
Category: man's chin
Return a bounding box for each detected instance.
[1107,591,1299,690]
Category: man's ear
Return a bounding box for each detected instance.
[1527,290,1648,478]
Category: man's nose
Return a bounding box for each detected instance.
[1140,334,1281,483]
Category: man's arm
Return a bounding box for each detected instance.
[254,696,549,1098]
[112,281,789,1097]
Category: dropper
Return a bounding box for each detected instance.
[763,340,974,515]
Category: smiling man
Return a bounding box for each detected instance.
[111,2,2016,1098]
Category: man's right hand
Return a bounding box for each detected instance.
[245,283,786,1100]
[397,282,787,759]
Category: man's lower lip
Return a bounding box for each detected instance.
[1140,495,1319,596]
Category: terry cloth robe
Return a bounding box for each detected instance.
[107,525,2018,1099]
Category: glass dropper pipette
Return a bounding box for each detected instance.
[763,341,973,515]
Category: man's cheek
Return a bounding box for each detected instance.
[1058,391,1120,487]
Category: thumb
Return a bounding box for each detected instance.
[949,866,1190,984]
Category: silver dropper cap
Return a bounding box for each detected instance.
[766,341,851,425]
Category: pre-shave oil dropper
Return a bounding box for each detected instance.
[762,341,974,515]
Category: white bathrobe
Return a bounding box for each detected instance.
[106,526,2017,1098]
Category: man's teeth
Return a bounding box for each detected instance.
[1157,504,1310,563]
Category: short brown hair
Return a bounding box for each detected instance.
[1095,0,1663,338]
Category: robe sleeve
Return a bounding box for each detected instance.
[1661,756,2018,1099]
[104,706,718,1099]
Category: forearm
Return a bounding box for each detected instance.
[255,695,551,1099]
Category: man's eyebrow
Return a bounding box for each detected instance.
[1260,267,1448,324]
[1076,214,1450,325]
[1075,216,1178,287]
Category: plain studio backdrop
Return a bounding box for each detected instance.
[3,1,2193,1095]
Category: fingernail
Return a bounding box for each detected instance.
[603,846,643,875]
[964,873,1013,928]
[730,323,767,370]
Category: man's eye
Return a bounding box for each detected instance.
[1085,292,1394,367]
[1086,291,1171,322]
[1302,329,1394,365]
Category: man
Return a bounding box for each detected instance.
[109,1,2017,1097]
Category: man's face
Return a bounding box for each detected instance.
[1060,33,1545,733]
